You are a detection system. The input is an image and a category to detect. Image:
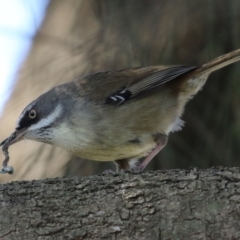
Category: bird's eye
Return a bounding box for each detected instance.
[29,109,37,119]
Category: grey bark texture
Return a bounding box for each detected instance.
[0,167,240,240]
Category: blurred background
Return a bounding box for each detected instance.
[0,0,240,183]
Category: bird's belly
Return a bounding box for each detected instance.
[72,138,156,162]
[52,124,157,161]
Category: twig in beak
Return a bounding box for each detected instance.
[0,132,17,175]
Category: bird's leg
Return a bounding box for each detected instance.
[139,134,168,171]
[102,159,130,174]
[103,134,167,174]
[114,159,131,173]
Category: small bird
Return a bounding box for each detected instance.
[1,49,240,174]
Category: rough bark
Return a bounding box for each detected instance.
[0,167,240,239]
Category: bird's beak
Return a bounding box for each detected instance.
[0,128,26,148]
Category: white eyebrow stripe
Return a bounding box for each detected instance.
[28,105,63,131]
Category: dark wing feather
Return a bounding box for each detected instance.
[106,66,198,105]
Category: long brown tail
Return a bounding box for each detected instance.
[195,48,240,75]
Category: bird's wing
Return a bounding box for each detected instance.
[72,65,198,105]
[105,66,198,105]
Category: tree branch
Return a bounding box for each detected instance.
[1,167,240,239]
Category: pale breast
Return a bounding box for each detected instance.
[52,120,157,161]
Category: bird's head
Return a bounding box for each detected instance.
[2,89,64,148]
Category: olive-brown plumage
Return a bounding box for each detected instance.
[1,48,240,174]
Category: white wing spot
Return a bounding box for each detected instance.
[110,96,117,101]
[115,95,125,104]
[120,89,126,94]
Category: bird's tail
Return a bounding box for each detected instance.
[196,48,240,76]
